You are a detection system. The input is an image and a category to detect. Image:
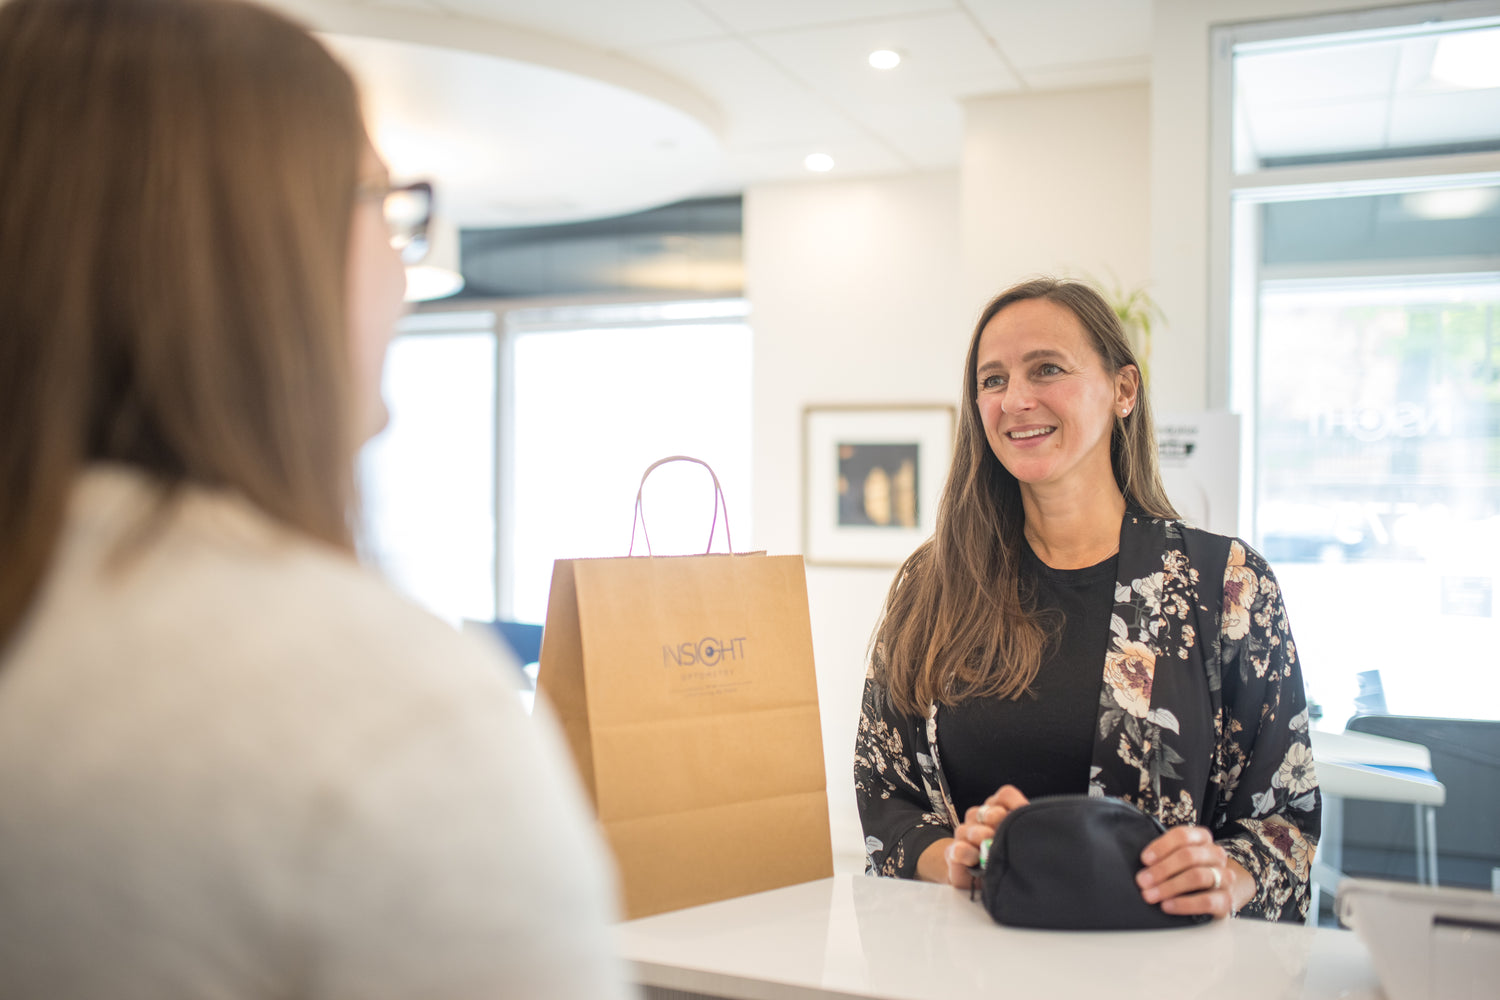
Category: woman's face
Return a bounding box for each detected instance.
[346,145,408,441]
[973,297,1137,497]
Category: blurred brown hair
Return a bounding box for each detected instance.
[874,277,1178,717]
[0,0,367,648]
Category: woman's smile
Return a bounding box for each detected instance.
[1004,424,1057,444]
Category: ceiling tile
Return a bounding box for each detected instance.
[638,37,867,148]
[1017,57,1149,91]
[695,0,953,35]
[740,12,1014,171]
[1244,98,1390,161]
[711,137,912,187]
[1389,88,1500,148]
[748,10,1019,104]
[1392,35,1441,93]
[434,0,728,49]
[1235,40,1400,109]
[850,99,964,169]
[964,0,1150,73]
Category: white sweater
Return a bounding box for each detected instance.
[0,467,632,1000]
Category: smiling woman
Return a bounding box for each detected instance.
[854,277,1323,924]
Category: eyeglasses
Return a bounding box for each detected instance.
[358,180,433,265]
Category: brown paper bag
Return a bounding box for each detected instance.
[537,457,833,919]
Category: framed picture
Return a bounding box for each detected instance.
[802,405,955,568]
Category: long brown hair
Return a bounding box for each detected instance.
[0,0,367,649]
[874,277,1178,717]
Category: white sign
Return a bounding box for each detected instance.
[1153,411,1241,537]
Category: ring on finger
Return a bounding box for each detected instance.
[1209,867,1223,892]
[980,805,991,825]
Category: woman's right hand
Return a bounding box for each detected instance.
[918,785,1030,888]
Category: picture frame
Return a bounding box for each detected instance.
[802,404,956,568]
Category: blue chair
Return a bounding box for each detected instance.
[1343,715,1500,890]
[490,620,543,668]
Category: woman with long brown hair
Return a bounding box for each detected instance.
[855,277,1320,921]
[0,1,626,995]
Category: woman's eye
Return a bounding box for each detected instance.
[980,374,1006,390]
[1038,363,1064,376]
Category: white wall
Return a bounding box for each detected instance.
[745,171,967,869]
[962,84,1152,309]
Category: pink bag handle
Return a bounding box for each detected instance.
[628,455,734,557]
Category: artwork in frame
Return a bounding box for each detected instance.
[802,405,956,568]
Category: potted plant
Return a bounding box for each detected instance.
[1092,276,1163,387]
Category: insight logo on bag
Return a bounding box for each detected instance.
[663,636,752,697]
[662,636,748,667]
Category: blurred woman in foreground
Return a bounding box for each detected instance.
[0,1,627,996]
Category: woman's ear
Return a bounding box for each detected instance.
[1117,364,1141,416]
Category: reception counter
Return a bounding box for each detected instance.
[616,875,1382,1000]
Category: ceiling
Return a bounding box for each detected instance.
[270,1,1500,229]
[1235,22,1500,168]
[270,0,1153,226]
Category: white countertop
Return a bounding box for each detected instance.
[1310,728,1446,806]
[1310,728,1431,770]
[1316,759,1446,806]
[616,875,1384,1000]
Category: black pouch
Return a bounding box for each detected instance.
[975,794,1211,930]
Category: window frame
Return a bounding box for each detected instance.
[1208,0,1500,540]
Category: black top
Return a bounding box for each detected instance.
[937,545,1116,816]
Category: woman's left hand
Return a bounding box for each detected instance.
[1135,825,1252,919]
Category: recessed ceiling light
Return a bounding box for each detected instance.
[1430,29,1500,89]
[804,153,835,173]
[1403,187,1500,220]
[868,49,901,70]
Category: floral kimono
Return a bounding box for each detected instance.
[854,513,1321,922]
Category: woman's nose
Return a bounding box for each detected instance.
[1001,384,1035,415]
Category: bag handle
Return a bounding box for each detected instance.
[628,455,735,557]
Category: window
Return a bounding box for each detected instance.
[359,312,497,625]
[500,301,752,623]
[1214,3,1500,727]
[359,300,752,630]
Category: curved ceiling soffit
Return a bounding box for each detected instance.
[272,0,725,139]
